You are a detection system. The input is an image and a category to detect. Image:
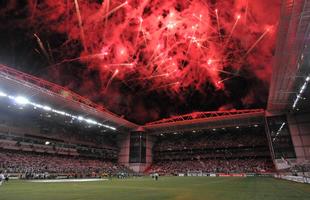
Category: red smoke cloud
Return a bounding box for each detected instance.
[7,0,280,123]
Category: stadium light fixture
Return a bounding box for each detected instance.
[31,103,43,109]
[0,91,117,131]
[43,105,52,111]
[274,122,286,141]
[292,94,301,109]
[85,118,98,125]
[102,125,116,130]
[14,96,30,105]
[52,109,66,116]
[0,91,7,97]
[275,122,286,138]
[78,116,84,121]
[299,82,307,94]
[292,75,310,109]
[45,141,50,145]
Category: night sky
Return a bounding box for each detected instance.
[0,0,280,124]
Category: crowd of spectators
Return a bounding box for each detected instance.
[150,159,274,175]
[151,128,274,175]
[290,163,310,173]
[0,113,128,179]
[155,129,268,151]
[0,150,130,178]
[154,149,271,161]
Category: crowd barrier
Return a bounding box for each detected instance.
[179,172,273,177]
[274,175,310,184]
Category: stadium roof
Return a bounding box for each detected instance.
[144,109,265,134]
[0,64,267,133]
[267,0,310,114]
[0,64,138,131]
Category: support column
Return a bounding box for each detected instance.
[118,132,130,167]
[118,127,154,173]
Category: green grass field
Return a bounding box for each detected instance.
[1,177,310,200]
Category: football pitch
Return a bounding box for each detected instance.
[1,177,310,200]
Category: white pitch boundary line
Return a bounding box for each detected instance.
[28,178,109,183]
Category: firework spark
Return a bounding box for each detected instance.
[74,0,87,52]
[34,33,51,64]
[11,0,280,122]
[244,28,271,57]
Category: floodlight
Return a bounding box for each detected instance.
[43,105,52,111]
[0,91,7,97]
[78,116,84,121]
[14,96,30,105]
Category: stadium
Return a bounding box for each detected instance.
[0,0,310,199]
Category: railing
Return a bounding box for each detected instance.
[146,109,264,125]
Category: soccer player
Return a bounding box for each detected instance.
[154,173,159,181]
[0,171,5,186]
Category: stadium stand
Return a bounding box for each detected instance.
[0,106,133,179]
[150,127,274,175]
[0,150,130,179]
[150,159,274,175]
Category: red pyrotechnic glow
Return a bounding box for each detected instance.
[24,0,280,119]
